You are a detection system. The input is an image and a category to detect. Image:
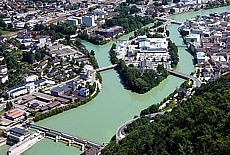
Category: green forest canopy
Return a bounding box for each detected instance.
[102,72,230,155]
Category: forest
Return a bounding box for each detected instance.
[102,3,155,34]
[102,73,230,155]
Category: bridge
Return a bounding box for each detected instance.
[96,64,117,72]
[177,45,187,48]
[27,123,103,151]
[167,69,201,87]
[156,17,183,25]
[96,65,201,87]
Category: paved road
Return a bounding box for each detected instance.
[116,111,167,141]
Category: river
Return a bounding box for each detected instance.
[1,5,230,155]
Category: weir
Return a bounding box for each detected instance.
[27,123,103,151]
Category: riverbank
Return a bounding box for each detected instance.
[1,5,229,155]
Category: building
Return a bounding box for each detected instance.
[0,65,7,74]
[136,35,168,53]
[82,15,96,27]
[196,52,206,64]
[93,8,105,19]
[186,34,201,43]
[4,127,29,145]
[67,16,81,25]
[51,85,72,97]
[39,101,61,112]
[95,26,123,38]
[4,109,25,121]
[178,88,187,98]
[79,88,89,97]
[24,75,38,83]
[4,82,35,98]
[0,74,8,83]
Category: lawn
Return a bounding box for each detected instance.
[1,30,11,35]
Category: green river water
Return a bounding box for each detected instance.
[1,5,230,155]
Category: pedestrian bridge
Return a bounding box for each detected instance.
[27,123,103,151]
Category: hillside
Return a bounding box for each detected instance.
[102,73,230,155]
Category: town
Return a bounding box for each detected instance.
[0,0,229,155]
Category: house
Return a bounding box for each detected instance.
[39,61,47,69]
[0,56,4,61]
[4,109,25,121]
[186,34,201,43]
[178,88,187,99]
[24,75,38,83]
[79,88,89,97]
[0,65,7,74]
[196,52,206,64]
[47,67,58,77]
[0,74,8,83]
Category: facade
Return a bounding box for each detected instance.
[82,15,96,27]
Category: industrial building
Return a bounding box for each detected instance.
[4,127,29,145]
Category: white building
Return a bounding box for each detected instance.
[196,52,206,64]
[4,82,35,98]
[0,66,7,74]
[93,8,105,19]
[137,36,168,53]
[24,75,38,83]
[67,16,81,26]
[0,75,8,83]
[186,34,201,43]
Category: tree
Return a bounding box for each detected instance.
[6,101,13,111]
[80,23,87,30]
[7,23,13,29]
[0,17,6,28]
[90,50,95,56]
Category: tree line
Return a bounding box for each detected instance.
[102,72,230,155]
[109,44,168,94]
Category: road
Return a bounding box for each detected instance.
[116,111,167,141]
